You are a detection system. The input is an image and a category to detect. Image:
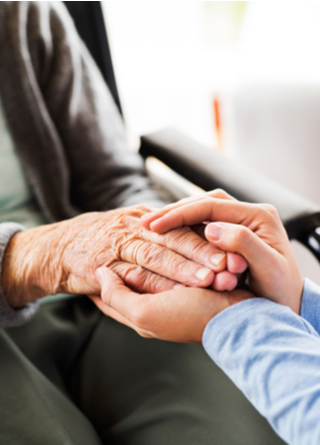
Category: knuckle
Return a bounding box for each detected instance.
[209,188,228,198]
[262,203,279,217]
[144,243,185,276]
[169,257,188,277]
[138,243,159,265]
[253,204,275,224]
[139,243,171,269]
[261,204,281,227]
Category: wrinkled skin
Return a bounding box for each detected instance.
[2,205,238,308]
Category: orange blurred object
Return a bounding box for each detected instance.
[213,97,223,150]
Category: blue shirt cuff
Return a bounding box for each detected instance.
[300,277,320,336]
[202,296,318,358]
[202,298,270,355]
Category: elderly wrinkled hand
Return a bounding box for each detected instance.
[90,267,252,343]
[2,205,241,308]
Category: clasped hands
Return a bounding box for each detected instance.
[2,189,304,345]
[1,198,244,307]
[91,189,305,343]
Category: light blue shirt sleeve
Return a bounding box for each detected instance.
[203,297,320,445]
[300,278,320,335]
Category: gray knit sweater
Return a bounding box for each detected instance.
[0,2,164,327]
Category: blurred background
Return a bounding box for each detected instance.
[102,1,320,284]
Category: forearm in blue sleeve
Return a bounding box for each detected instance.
[300,278,320,335]
[203,298,320,445]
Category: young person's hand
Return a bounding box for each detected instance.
[90,267,252,343]
[141,190,304,314]
[190,221,248,291]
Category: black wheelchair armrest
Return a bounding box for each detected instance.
[140,128,320,255]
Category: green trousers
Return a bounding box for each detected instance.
[2,296,284,445]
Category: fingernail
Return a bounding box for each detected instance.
[206,223,224,241]
[96,267,108,284]
[210,253,226,266]
[195,267,211,281]
[173,284,186,289]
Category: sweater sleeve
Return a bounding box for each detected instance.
[203,298,320,445]
[0,2,166,226]
[0,223,39,327]
[27,2,167,212]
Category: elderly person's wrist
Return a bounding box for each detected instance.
[1,226,59,307]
